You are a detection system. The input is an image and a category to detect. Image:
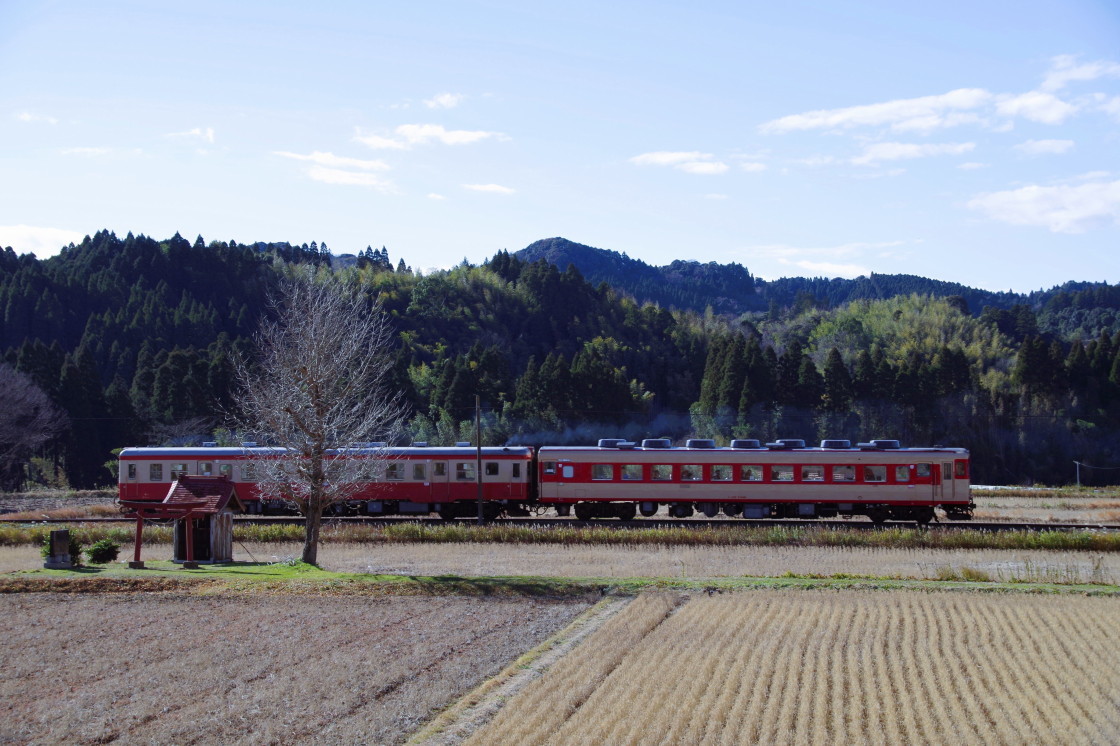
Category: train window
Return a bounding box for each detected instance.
[413,464,427,481]
[485,462,500,477]
[543,462,556,475]
[916,463,931,478]
[801,466,824,481]
[740,465,763,481]
[512,463,521,479]
[171,463,188,478]
[832,465,855,482]
[240,464,256,481]
[622,464,642,480]
[680,464,702,481]
[651,464,672,481]
[198,461,213,476]
[863,465,886,483]
[711,465,732,482]
[455,462,476,481]
[562,465,574,478]
[127,464,137,480]
[387,463,405,480]
[434,463,447,477]
[955,460,968,478]
[592,464,614,480]
[894,465,910,482]
[219,464,232,479]
[149,463,163,481]
[772,465,794,482]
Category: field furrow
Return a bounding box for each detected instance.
[468,590,1120,745]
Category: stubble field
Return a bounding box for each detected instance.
[0,593,588,745]
[468,590,1120,745]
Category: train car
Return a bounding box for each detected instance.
[117,444,534,519]
[537,438,972,523]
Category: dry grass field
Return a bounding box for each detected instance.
[3,540,1118,584]
[469,590,1120,745]
[0,593,588,745]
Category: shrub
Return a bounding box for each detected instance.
[86,538,121,564]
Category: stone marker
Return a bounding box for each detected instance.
[43,529,72,569]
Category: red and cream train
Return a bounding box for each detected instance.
[118,437,972,523]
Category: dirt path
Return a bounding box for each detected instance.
[410,595,634,745]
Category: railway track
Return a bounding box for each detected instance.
[6,515,1119,532]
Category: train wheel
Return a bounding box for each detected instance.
[616,503,637,521]
[866,507,889,525]
[698,503,719,518]
[438,508,457,522]
[482,504,503,522]
[574,502,594,521]
[639,502,658,517]
[913,507,935,525]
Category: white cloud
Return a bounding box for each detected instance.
[1041,55,1120,92]
[968,178,1120,233]
[1014,139,1074,156]
[739,162,767,172]
[629,151,710,166]
[427,193,446,200]
[353,131,410,150]
[167,126,215,143]
[0,225,86,259]
[995,91,1077,124]
[851,141,974,166]
[424,92,465,109]
[356,123,504,150]
[677,161,729,174]
[60,147,111,157]
[305,166,395,190]
[759,88,991,134]
[630,151,728,174]
[463,183,515,194]
[785,259,872,278]
[702,193,729,200]
[957,162,988,170]
[273,150,390,170]
[16,111,57,125]
[1100,96,1120,119]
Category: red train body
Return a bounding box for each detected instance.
[117,437,973,523]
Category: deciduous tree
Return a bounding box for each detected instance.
[234,269,407,565]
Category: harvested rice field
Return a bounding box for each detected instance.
[0,593,588,745]
[290,541,1120,584]
[468,590,1120,745]
[3,540,1118,583]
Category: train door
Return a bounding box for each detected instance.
[936,462,955,501]
[429,461,450,502]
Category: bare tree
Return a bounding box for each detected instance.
[0,365,68,491]
[233,269,407,565]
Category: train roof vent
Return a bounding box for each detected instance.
[641,438,672,449]
[730,439,761,449]
[241,442,258,448]
[685,439,717,449]
[455,441,471,447]
[871,439,900,449]
[819,439,851,449]
[767,439,806,450]
[598,438,626,448]
[202,441,217,447]
[412,441,428,447]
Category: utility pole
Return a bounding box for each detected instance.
[476,395,483,525]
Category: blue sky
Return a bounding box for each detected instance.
[1,1,1118,293]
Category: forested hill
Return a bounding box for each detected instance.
[2,229,1120,490]
[518,237,1019,316]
